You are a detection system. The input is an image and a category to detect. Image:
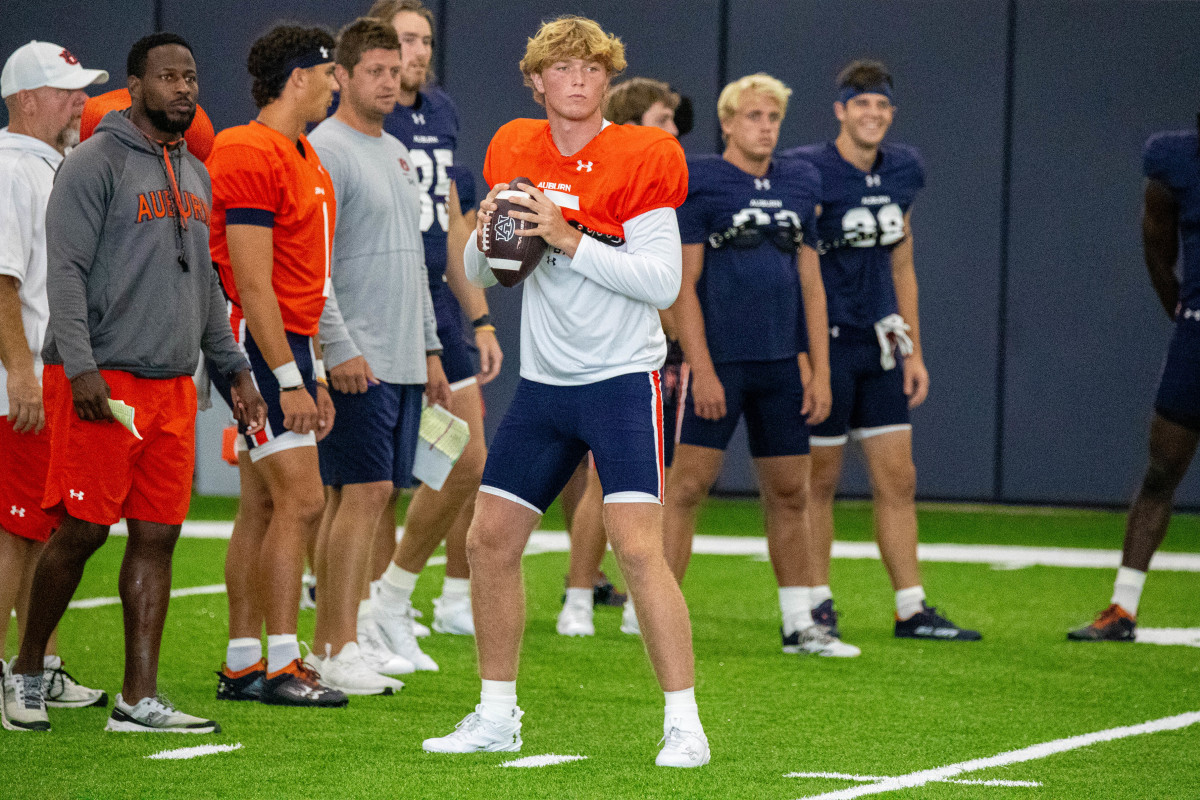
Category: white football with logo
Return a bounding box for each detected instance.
[482,176,548,288]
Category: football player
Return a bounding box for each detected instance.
[785,60,980,643]
[364,0,503,642]
[557,77,683,638]
[422,16,708,767]
[1069,119,1200,641]
[663,73,857,657]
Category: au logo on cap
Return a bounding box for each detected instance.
[319,46,329,59]
[59,48,79,65]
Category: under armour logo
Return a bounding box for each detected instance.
[412,113,426,125]
[398,157,409,171]
[754,178,771,190]
[319,46,330,59]
[69,490,85,500]
[59,49,79,65]
[865,175,881,187]
[315,187,325,196]
[576,160,593,172]
[9,506,25,517]
[1184,308,1200,321]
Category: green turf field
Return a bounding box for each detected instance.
[3,499,1199,800]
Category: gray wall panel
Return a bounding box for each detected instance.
[1003,0,1200,506]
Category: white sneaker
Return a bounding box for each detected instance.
[369,580,430,637]
[620,599,641,635]
[1,662,49,732]
[299,572,317,611]
[357,620,416,675]
[422,704,522,753]
[42,656,107,708]
[782,625,861,657]
[317,643,403,695]
[556,601,595,636]
[432,594,475,635]
[656,721,710,767]
[105,693,220,733]
[374,603,439,672]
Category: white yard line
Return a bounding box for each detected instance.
[68,584,226,610]
[792,710,1200,800]
[786,773,1041,788]
[499,754,587,768]
[145,743,243,760]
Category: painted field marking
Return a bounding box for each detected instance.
[1136,627,1200,647]
[68,583,226,610]
[791,710,1200,800]
[499,754,587,768]
[145,743,243,760]
[786,772,1040,788]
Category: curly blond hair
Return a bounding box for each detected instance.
[519,16,626,106]
[717,73,791,123]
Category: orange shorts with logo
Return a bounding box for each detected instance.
[42,366,197,526]
[0,417,64,541]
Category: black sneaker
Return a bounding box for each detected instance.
[593,573,628,608]
[1067,604,1136,642]
[260,659,348,707]
[811,598,840,638]
[894,603,981,641]
[216,660,266,701]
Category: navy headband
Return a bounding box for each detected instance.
[280,44,333,78]
[838,83,893,105]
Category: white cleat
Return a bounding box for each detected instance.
[105,694,219,733]
[656,722,710,767]
[432,594,475,636]
[357,621,416,675]
[556,601,595,637]
[782,625,861,657]
[42,656,107,708]
[299,573,317,611]
[1,662,50,732]
[315,643,403,695]
[620,598,641,636]
[422,704,523,753]
[374,604,439,672]
[369,580,430,637]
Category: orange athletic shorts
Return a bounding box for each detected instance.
[0,416,63,541]
[42,365,197,526]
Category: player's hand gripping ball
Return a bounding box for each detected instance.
[483,177,548,287]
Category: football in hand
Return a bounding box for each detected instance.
[482,177,548,287]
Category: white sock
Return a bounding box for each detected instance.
[1111,567,1147,617]
[380,563,419,608]
[266,633,300,674]
[564,587,592,608]
[779,586,813,634]
[442,576,470,598]
[480,679,518,720]
[810,585,833,609]
[42,654,61,670]
[226,637,262,672]
[357,598,373,622]
[664,686,702,731]
[895,586,926,620]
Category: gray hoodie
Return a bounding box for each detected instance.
[41,111,246,381]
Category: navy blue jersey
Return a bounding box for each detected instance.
[677,155,821,363]
[383,87,467,286]
[1143,130,1200,310]
[784,142,925,329]
[451,165,477,215]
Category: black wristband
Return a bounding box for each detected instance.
[279,384,305,392]
[471,313,491,329]
[426,349,444,358]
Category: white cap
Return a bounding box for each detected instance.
[2,41,109,99]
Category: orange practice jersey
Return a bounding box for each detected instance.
[208,122,335,338]
[482,119,687,242]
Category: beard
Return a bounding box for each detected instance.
[56,121,80,153]
[146,104,196,135]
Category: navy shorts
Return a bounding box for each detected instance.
[481,371,665,513]
[212,306,317,463]
[318,381,423,488]
[810,326,911,446]
[431,283,478,385]
[678,358,810,458]
[1155,315,1200,431]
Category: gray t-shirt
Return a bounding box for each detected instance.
[310,116,439,385]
